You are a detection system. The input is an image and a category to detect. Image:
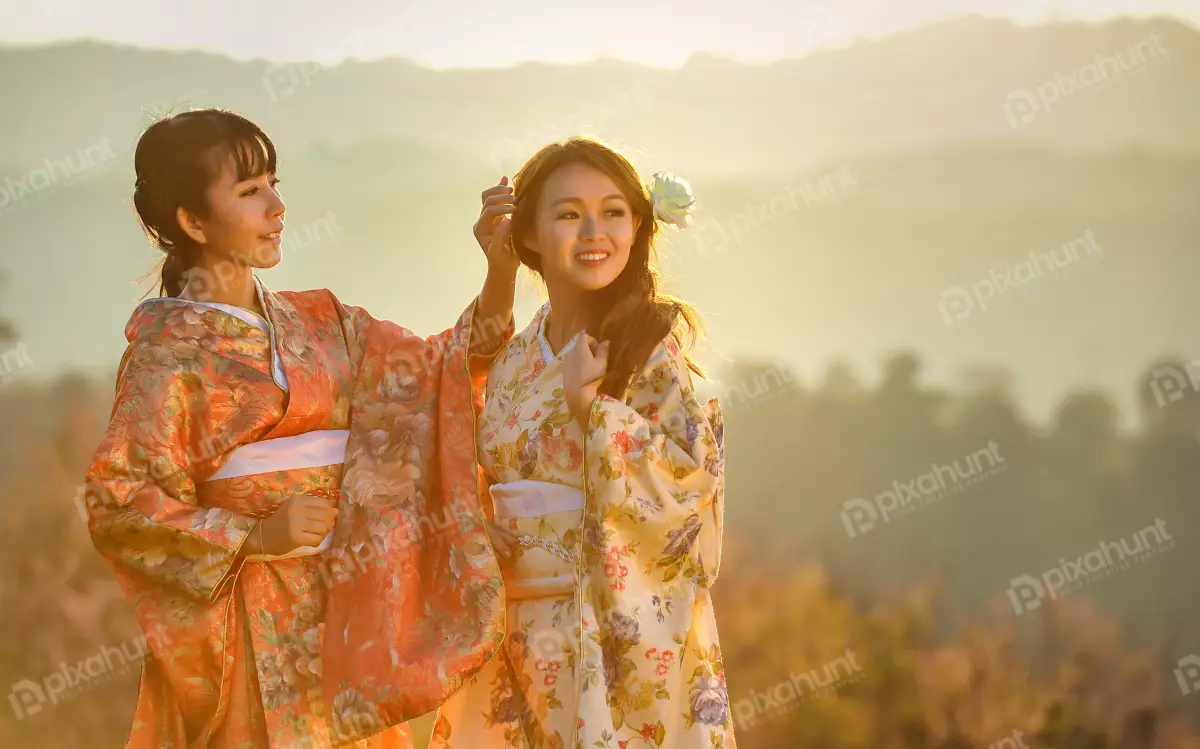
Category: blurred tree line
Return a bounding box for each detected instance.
[3,312,1200,747]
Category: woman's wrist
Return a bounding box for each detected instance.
[486,257,520,282]
[238,520,265,557]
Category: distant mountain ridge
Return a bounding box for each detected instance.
[0,15,1197,177]
[0,14,1197,431]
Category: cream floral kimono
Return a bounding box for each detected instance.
[432,303,734,748]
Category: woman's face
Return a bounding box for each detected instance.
[522,162,640,294]
[180,151,286,270]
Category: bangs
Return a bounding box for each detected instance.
[204,129,277,183]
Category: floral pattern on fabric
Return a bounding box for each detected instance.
[432,304,734,748]
[87,284,509,749]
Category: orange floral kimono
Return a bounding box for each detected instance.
[85,281,509,749]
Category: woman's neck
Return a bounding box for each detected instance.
[177,255,262,316]
[544,285,587,356]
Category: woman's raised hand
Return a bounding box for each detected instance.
[564,333,610,430]
[474,177,520,277]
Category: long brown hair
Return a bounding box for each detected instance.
[132,108,277,297]
[509,137,705,398]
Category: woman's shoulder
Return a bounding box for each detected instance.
[639,333,689,380]
[622,333,695,403]
[277,287,339,314]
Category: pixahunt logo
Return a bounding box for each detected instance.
[1147,361,1200,408]
[1007,518,1174,615]
[841,441,1007,538]
[9,628,167,720]
[1175,654,1200,697]
[0,137,117,214]
[732,649,863,730]
[1003,32,1168,128]
[938,230,1102,326]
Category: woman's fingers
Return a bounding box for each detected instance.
[299,503,337,525]
[572,332,595,358]
[480,179,512,203]
[296,533,325,549]
[295,518,331,538]
[487,522,520,559]
[294,513,334,532]
[489,218,512,250]
[483,193,515,207]
[571,336,609,378]
[582,336,609,359]
[481,181,512,198]
[479,203,516,222]
[295,494,334,511]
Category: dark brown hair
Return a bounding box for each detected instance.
[132,108,277,297]
[509,137,705,398]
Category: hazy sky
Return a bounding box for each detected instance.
[2,0,1197,67]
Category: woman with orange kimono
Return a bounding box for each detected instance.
[85,109,516,748]
[432,138,735,748]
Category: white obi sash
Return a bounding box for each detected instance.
[206,429,349,561]
[491,480,584,600]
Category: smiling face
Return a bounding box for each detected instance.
[521,162,641,294]
[177,149,286,270]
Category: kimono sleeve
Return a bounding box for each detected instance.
[85,341,257,603]
[583,336,725,588]
[332,294,513,385]
[322,291,508,740]
[575,336,728,739]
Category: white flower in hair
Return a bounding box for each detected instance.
[647,171,696,229]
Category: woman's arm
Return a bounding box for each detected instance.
[580,337,725,587]
[86,344,259,603]
[572,337,730,737]
[469,178,519,361]
[470,264,516,359]
[86,343,337,601]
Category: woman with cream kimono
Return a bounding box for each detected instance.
[85,109,518,748]
[433,138,734,748]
